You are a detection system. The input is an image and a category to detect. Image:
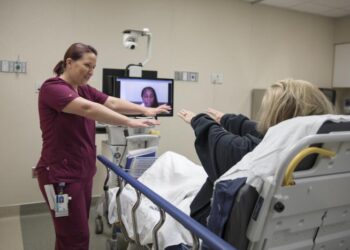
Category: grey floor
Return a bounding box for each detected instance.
[19,200,122,250]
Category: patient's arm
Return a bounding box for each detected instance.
[220,113,262,138]
[206,108,224,123]
[206,108,261,137]
[191,114,261,182]
[178,109,197,123]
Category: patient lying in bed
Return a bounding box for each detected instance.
[177,79,336,226]
[106,79,338,248]
[107,115,350,250]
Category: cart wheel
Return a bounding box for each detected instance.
[95,216,104,234]
[106,238,118,250]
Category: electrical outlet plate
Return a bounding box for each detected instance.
[0,60,9,72]
[0,60,27,73]
[189,72,198,82]
[174,71,198,82]
[211,73,224,84]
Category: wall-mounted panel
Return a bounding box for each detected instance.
[333,43,350,87]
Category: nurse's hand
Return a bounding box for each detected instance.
[127,118,160,128]
[178,109,196,124]
[206,108,224,124]
[144,104,172,117]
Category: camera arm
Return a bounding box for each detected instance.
[122,28,152,67]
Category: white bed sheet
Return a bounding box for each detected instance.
[107,151,207,249]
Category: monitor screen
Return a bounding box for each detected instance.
[319,88,336,105]
[116,77,174,117]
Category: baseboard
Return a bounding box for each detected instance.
[0,196,101,218]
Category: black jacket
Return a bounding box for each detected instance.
[189,113,262,225]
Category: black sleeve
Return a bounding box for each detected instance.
[220,114,262,138]
[191,114,261,183]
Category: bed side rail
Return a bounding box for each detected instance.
[247,132,350,245]
[97,155,236,250]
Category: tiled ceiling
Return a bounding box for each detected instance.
[251,0,350,18]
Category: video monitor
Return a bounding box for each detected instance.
[116,77,174,117]
[319,88,336,105]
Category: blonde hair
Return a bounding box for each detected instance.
[257,79,334,134]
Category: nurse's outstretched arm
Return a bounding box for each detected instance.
[104,96,171,117]
[62,97,159,128]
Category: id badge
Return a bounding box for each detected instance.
[55,194,69,217]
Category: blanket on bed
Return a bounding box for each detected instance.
[107,151,207,249]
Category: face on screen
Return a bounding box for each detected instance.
[141,87,158,107]
[117,77,173,116]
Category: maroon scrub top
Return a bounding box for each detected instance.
[36,77,108,183]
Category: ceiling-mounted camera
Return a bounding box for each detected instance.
[122,28,152,69]
[122,30,138,50]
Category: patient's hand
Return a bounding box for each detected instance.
[178,109,196,124]
[207,108,224,124]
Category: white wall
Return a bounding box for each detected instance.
[335,15,350,43]
[0,0,337,206]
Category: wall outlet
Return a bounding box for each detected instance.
[0,60,27,73]
[0,60,9,72]
[174,71,198,82]
[211,73,224,84]
[189,72,198,82]
[14,62,27,73]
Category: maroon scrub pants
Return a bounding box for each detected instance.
[37,169,93,250]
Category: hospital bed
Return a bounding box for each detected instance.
[214,120,350,249]
[97,118,350,249]
[98,154,236,250]
[94,125,160,237]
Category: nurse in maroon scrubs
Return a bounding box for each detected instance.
[36,43,170,250]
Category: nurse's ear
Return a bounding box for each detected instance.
[65,58,74,69]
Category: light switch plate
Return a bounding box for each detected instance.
[1,60,10,72]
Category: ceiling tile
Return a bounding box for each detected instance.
[289,2,333,14]
[312,0,350,8]
[321,8,350,17]
[257,0,350,18]
[262,0,310,8]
